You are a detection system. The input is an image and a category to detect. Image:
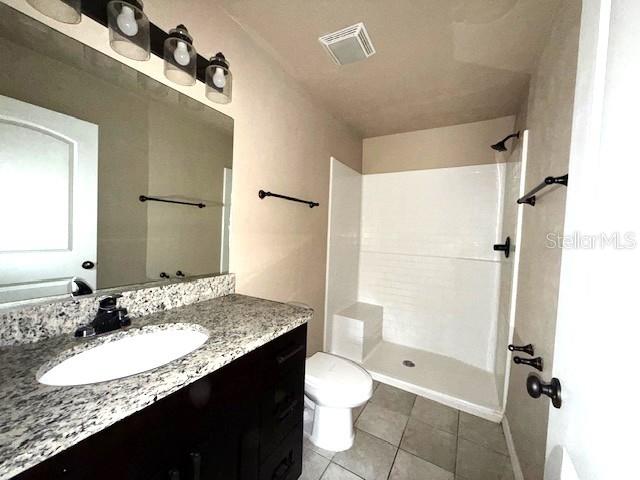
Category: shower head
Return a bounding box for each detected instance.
[491,132,520,152]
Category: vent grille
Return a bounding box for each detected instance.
[318,22,376,65]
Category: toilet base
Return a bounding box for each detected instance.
[309,403,355,452]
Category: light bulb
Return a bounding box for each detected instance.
[173,41,191,66]
[116,5,138,37]
[212,67,226,88]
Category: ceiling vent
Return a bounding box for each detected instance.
[318,22,375,65]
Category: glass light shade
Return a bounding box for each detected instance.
[205,53,232,104]
[27,0,81,24]
[164,25,197,86]
[107,1,150,61]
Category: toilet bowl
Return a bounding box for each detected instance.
[304,352,373,451]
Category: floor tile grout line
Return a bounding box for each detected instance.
[331,461,365,479]
[354,426,400,451]
[318,459,331,480]
[454,408,461,475]
[356,403,411,446]
[456,434,511,458]
[457,414,510,457]
[386,395,415,480]
[396,448,456,477]
[408,396,461,438]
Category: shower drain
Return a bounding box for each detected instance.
[402,360,415,368]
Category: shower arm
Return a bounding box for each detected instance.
[500,133,519,143]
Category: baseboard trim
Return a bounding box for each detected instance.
[502,416,525,480]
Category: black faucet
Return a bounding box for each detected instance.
[75,294,131,338]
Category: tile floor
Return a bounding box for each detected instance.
[301,382,514,480]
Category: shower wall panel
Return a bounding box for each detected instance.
[324,158,362,352]
[358,164,506,371]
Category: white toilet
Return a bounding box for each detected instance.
[304,352,373,451]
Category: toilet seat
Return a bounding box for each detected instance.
[305,352,373,407]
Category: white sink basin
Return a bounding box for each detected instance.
[38,324,209,386]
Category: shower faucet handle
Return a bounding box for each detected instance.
[508,343,534,356]
[513,356,543,371]
[493,236,511,258]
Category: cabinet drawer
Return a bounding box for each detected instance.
[262,325,307,378]
[259,425,302,480]
[260,366,304,461]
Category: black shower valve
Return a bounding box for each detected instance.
[508,343,534,356]
[513,356,543,371]
[493,236,511,258]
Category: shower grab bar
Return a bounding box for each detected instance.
[258,190,319,208]
[517,174,568,206]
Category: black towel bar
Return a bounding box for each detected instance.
[517,174,568,206]
[258,190,319,208]
[139,195,206,208]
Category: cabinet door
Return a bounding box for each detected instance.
[151,355,263,480]
[196,400,260,480]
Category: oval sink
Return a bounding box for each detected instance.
[38,324,209,386]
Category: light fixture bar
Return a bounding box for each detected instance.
[80,0,210,83]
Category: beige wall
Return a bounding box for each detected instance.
[505,2,581,479]
[143,1,362,355]
[362,116,515,174]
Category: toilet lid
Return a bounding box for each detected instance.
[306,352,372,395]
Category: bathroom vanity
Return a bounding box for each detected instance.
[0,295,310,480]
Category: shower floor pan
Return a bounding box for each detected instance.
[362,341,502,422]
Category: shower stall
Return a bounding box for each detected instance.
[324,128,528,421]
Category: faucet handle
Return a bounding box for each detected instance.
[74,324,96,338]
[99,294,123,310]
[117,307,131,327]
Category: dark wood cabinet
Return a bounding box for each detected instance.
[15,324,307,480]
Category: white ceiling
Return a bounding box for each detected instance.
[218,0,560,138]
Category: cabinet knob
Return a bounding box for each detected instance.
[527,374,562,408]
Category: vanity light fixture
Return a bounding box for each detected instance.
[26,0,81,24]
[164,25,197,86]
[205,53,232,104]
[107,0,150,61]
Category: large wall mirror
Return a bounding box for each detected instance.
[0,4,234,303]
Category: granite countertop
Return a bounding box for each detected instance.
[0,294,311,480]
